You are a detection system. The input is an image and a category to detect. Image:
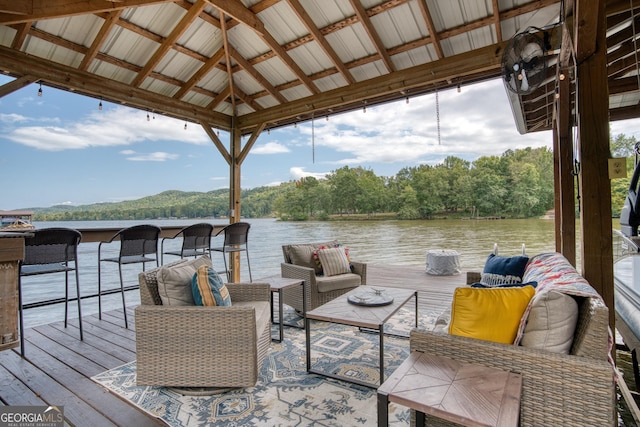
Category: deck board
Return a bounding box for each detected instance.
[0,264,463,426]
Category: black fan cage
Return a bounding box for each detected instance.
[502,31,547,95]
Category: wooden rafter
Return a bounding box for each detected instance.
[349,0,395,72]
[173,48,226,100]
[417,0,443,59]
[206,0,265,36]
[207,85,231,110]
[10,22,30,49]
[229,46,287,104]
[219,11,237,114]
[80,10,123,71]
[131,0,208,87]
[492,0,503,42]
[0,44,230,127]
[238,41,507,130]
[0,0,171,25]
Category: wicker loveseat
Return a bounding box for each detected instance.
[410,252,616,427]
[280,241,367,312]
[135,256,271,388]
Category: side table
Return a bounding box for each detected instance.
[426,249,461,275]
[255,275,305,342]
[378,351,522,427]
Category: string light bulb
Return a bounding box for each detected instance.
[405,96,409,104]
[363,100,367,113]
[98,98,103,110]
[184,122,187,130]
[559,72,566,81]
[147,112,150,121]
[37,82,42,97]
[554,87,560,99]
[457,83,461,93]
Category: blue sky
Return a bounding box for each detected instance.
[1,74,639,210]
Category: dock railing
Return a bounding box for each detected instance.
[613,228,640,264]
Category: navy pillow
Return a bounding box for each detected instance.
[471,281,538,289]
[481,254,529,286]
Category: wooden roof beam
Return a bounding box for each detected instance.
[80,10,123,71]
[349,0,396,72]
[286,0,355,84]
[0,44,230,127]
[417,0,443,58]
[132,0,208,87]
[206,0,265,36]
[229,45,287,104]
[238,41,507,130]
[0,0,171,25]
[219,12,237,113]
[173,48,226,100]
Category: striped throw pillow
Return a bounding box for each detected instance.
[316,247,351,277]
[191,265,231,306]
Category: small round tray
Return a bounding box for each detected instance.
[347,292,394,307]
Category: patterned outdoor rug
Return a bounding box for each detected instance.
[92,307,438,427]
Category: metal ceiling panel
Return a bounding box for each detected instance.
[178,18,223,57]
[125,3,186,38]
[286,42,334,76]
[327,25,376,64]
[100,26,159,69]
[0,26,16,48]
[22,36,83,69]
[91,59,138,85]
[305,0,354,27]
[35,15,103,49]
[312,73,348,92]
[349,60,388,82]
[228,23,269,60]
[372,2,426,50]
[254,56,300,87]
[259,1,310,45]
[392,46,436,70]
[501,5,560,38]
[156,50,202,82]
[196,68,229,94]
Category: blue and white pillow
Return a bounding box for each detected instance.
[480,253,529,286]
[191,265,232,306]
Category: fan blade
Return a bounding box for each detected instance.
[520,69,529,92]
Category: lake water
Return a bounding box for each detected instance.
[22,217,561,326]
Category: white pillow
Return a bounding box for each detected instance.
[316,247,351,276]
[157,256,212,306]
[519,291,579,354]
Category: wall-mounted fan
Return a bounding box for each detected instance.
[502,30,547,95]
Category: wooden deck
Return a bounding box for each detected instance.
[0,264,465,426]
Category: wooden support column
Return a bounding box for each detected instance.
[575,0,614,327]
[229,120,242,282]
[554,71,576,266]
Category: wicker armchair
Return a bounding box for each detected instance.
[135,260,271,389]
[409,271,616,427]
[280,242,367,313]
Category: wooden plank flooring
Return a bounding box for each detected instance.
[0,264,464,426]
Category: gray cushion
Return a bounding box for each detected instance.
[288,244,317,271]
[316,273,361,293]
[157,256,212,306]
[519,290,579,354]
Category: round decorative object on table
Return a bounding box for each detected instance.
[347,289,394,306]
[426,249,461,276]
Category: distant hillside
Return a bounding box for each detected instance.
[32,186,290,221]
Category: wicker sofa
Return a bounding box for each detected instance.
[280,241,367,312]
[410,252,616,427]
[135,256,271,389]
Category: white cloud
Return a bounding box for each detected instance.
[252,141,290,154]
[0,113,27,123]
[5,106,210,151]
[292,79,552,167]
[289,166,328,180]
[123,151,179,161]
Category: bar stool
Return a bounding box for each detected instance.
[160,222,213,264]
[211,222,252,282]
[98,224,160,328]
[19,227,83,357]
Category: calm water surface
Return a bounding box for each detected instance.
[23,217,559,326]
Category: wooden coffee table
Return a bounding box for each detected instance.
[378,351,522,427]
[305,286,418,388]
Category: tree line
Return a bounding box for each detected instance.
[33,146,562,222]
[273,147,555,220]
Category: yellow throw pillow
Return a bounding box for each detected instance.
[449,286,535,344]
